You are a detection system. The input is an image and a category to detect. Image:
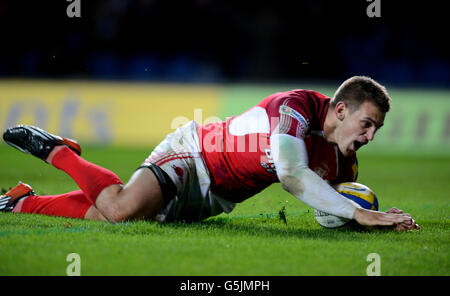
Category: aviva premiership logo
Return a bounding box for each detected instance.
[279,105,309,137]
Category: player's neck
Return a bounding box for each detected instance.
[323,107,338,144]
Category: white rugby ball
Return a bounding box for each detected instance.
[315,182,379,228]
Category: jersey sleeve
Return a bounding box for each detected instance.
[263,94,312,139]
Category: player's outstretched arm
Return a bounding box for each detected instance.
[270,133,419,231]
[270,133,358,220]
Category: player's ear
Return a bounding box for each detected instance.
[335,101,346,121]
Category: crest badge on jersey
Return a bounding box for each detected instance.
[279,105,309,138]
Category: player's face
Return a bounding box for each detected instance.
[335,101,385,157]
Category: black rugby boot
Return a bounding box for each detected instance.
[3,125,81,161]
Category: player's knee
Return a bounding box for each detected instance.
[96,185,132,223]
[103,201,134,223]
[102,202,134,223]
[107,211,130,223]
[84,206,108,222]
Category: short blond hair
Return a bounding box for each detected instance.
[331,76,391,113]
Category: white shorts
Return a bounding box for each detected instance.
[143,121,235,222]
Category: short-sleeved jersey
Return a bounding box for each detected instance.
[197,89,358,203]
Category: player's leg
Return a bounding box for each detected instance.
[0,177,164,223]
[47,145,171,222]
[92,166,167,222]
[1,183,107,221]
[3,125,171,223]
[84,205,108,221]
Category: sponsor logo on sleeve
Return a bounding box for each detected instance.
[279,105,309,138]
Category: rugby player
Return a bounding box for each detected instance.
[0,76,419,231]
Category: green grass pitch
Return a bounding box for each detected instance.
[0,145,449,276]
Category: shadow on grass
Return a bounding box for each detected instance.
[1,212,425,241]
[155,216,397,241]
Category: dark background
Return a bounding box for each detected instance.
[0,0,448,87]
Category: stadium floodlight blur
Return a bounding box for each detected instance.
[0,0,448,87]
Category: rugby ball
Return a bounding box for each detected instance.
[314,182,379,228]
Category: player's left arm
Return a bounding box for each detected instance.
[266,95,359,219]
[271,134,419,230]
[270,133,359,219]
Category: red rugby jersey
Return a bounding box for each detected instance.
[197,89,358,203]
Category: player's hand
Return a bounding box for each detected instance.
[392,213,420,231]
[391,218,420,231]
[353,208,419,231]
[385,207,403,214]
[385,208,420,231]
[392,220,420,231]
